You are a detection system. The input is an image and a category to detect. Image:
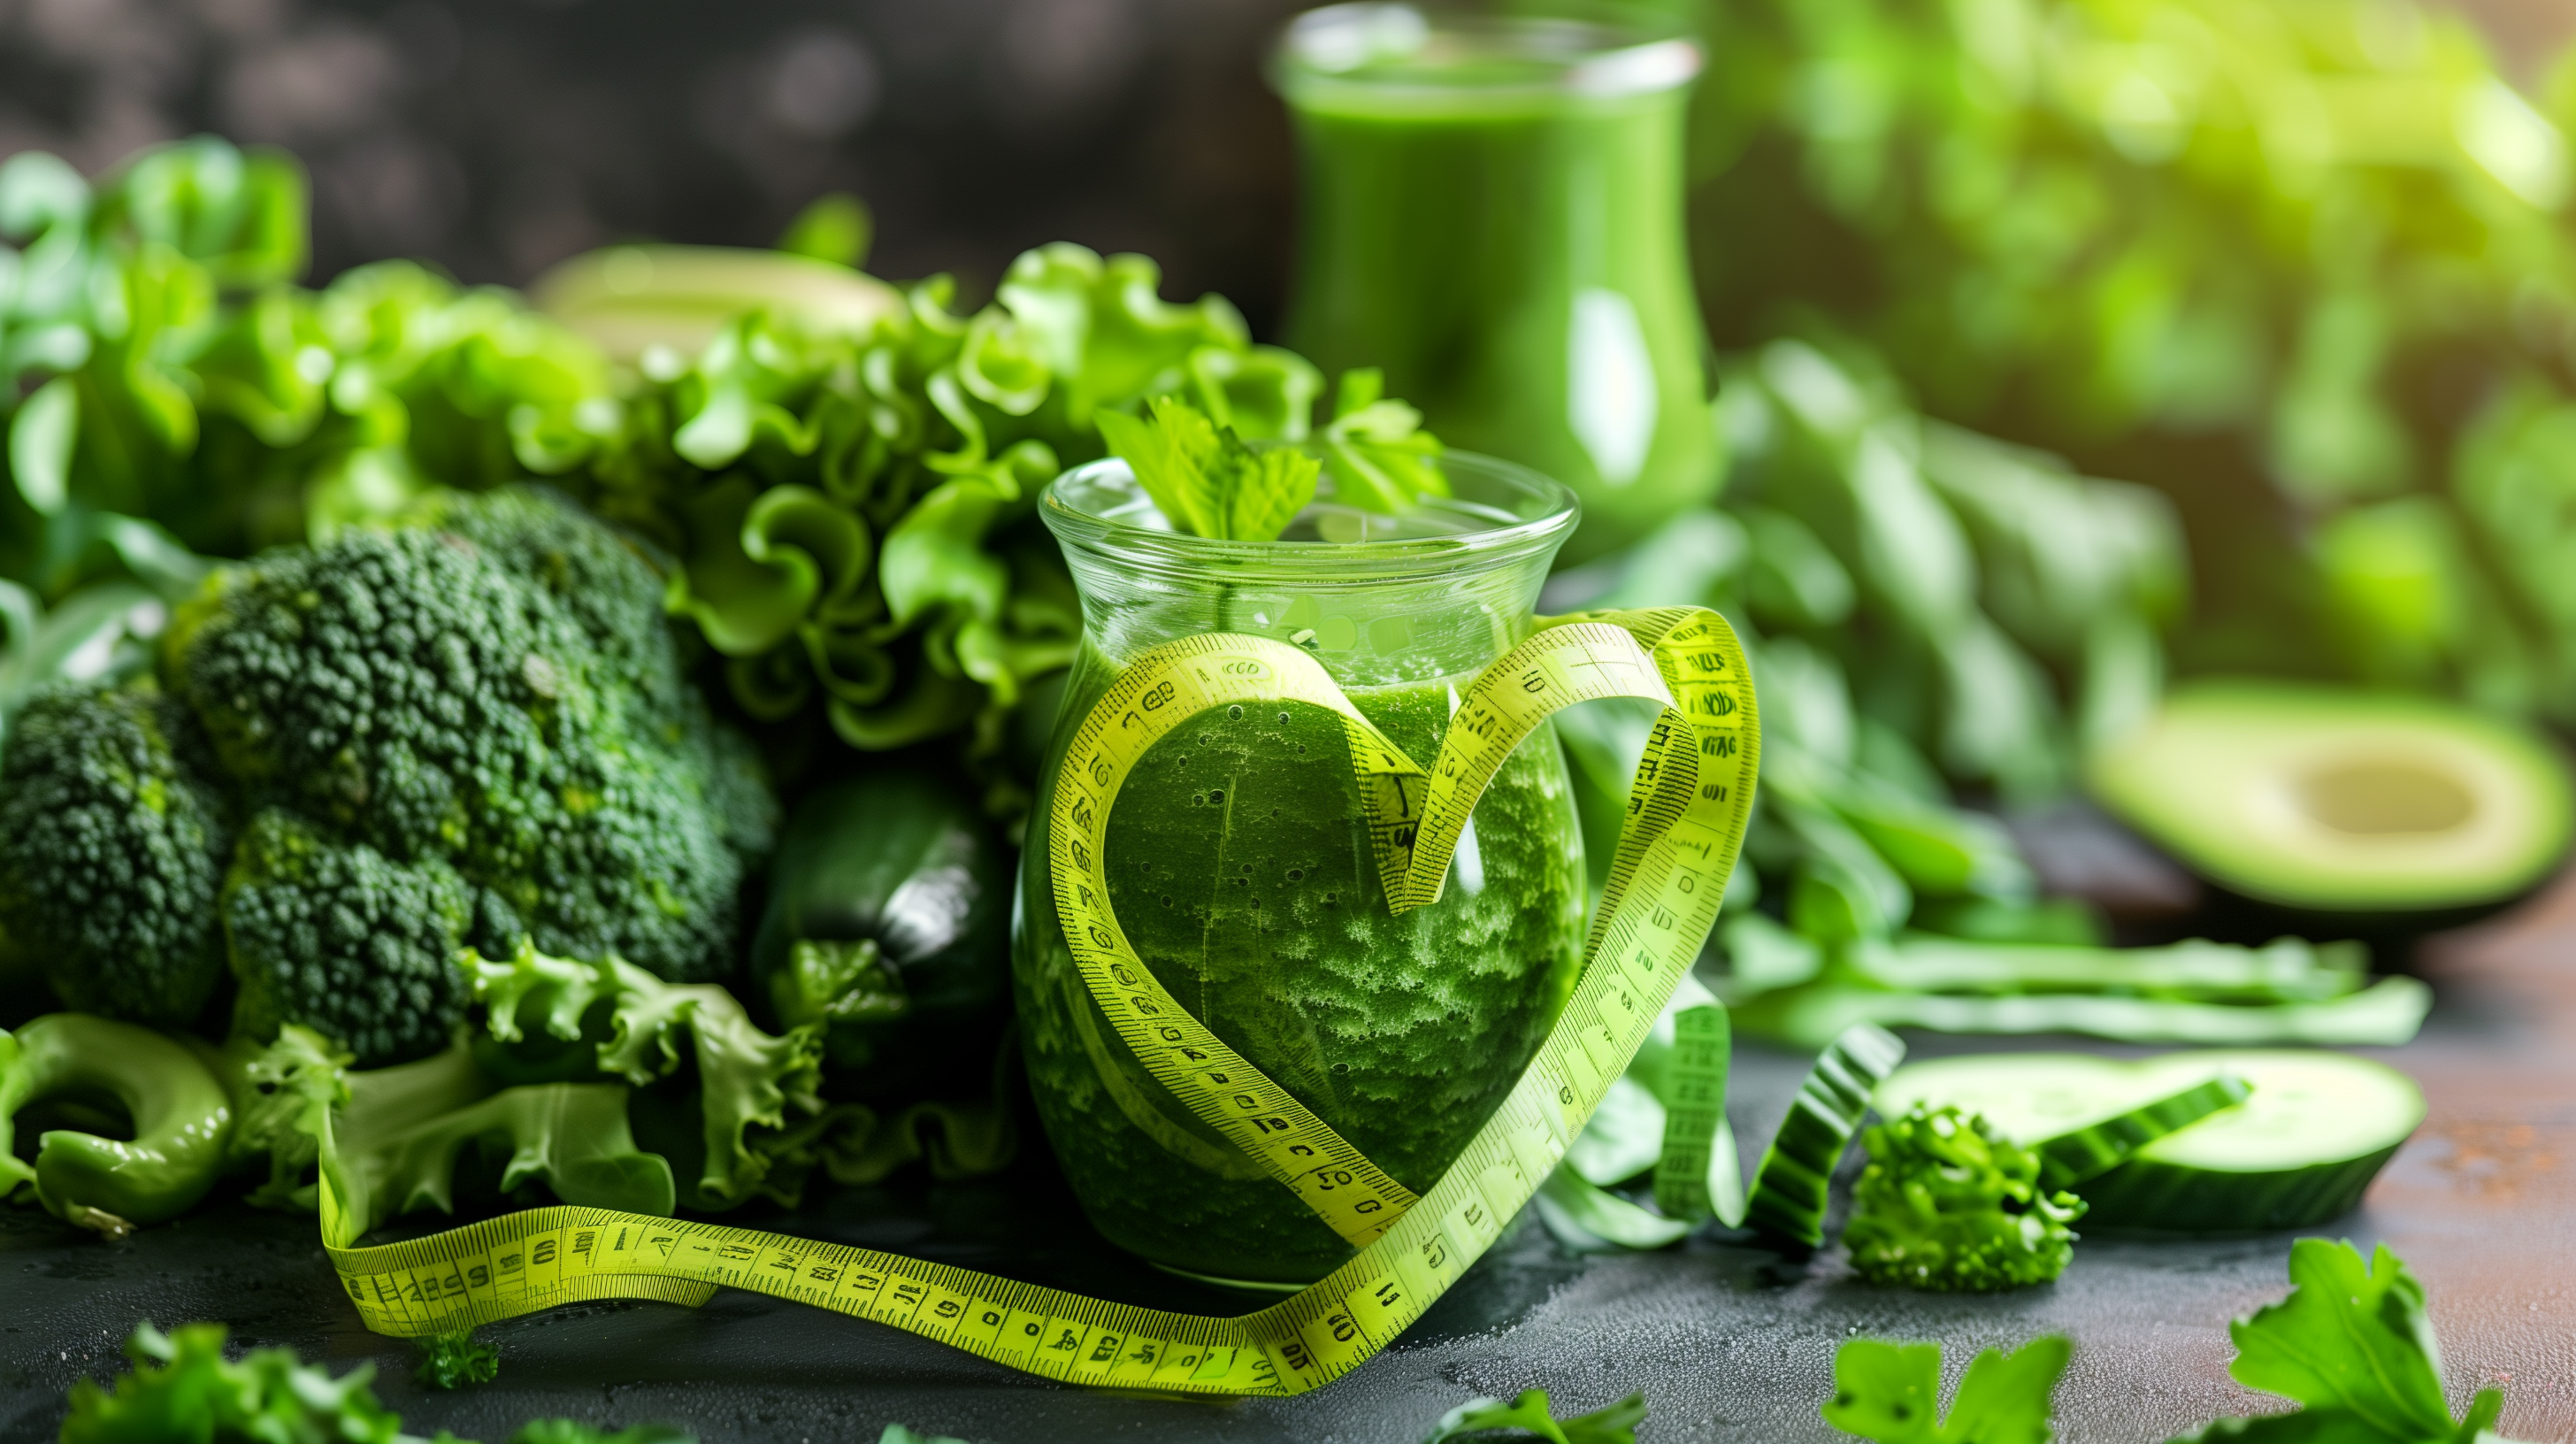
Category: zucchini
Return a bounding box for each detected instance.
[1876,1049,2423,1233]
[748,768,1012,1102]
[1744,1022,1906,1249]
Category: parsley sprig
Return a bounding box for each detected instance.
[1096,369,1447,542]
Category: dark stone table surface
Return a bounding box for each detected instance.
[6,873,2572,1444]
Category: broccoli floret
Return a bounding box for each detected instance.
[166,488,761,985]
[1844,1103,2084,1292]
[417,1328,501,1390]
[224,808,485,1066]
[440,485,775,866]
[0,684,232,1028]
[439,485,683,707]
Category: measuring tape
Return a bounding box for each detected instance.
[322,606,1759,1398]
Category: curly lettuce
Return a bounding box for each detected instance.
[466,941,826,1210]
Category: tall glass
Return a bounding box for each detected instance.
[1276,4,1717,565]
[1012,454,1587,1285]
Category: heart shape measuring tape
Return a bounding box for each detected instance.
[319,606,1760,1398]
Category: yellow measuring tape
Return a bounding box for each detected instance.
[322,606,1758,1398]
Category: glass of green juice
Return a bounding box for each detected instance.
[1012,451,1589,1286]
[1274,4,1717,565]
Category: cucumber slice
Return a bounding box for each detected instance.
[1652,1003,1742,1225]
[1874,1053,2252,1190]
[2031,1073,2250,1191]
[1877,1050,2423,1233]
[1745,1023,1906,1249]
[2084,1051,2424,1233]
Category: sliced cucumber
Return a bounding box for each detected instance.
[1878,1050,2423,1233]
[2084,1051,2423,1233]
[2032,1073,2250,1191]
[1652,1003,1744,1225]
[1745,1023,1907,1249]
[1875,1053,2252,1190]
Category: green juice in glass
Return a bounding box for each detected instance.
[1011,453,1586,1285]
[1276,5,1717,564]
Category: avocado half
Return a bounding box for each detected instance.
[2088,681,2572,915]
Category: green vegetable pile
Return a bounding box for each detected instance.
[1559,358,2434,1049]
[1689,0,2576,723]
[0,486,772,1064]
[0,135,1407,792]
[1842,1103,2084,1293]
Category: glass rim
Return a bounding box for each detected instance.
[1270,3,1702,106]
[1041,449,1581,583]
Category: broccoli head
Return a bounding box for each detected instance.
[224,808,489,1067]
[1844,1103,2084,1293]
[0,487,774,1066]
[165,487,767,993]
[0,684,233,1028]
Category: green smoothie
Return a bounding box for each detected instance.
[1013,646,1587,1284]
[1277,9,1717,563]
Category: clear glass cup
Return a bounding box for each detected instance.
[1274,4,1716,566]
[1012,452,1587,1285]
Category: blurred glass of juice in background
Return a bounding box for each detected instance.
[1274,3,1718,563]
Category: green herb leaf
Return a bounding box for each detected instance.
[1824,1340,1945,1444]
[1824,1336,2072,1444]
[2224,1240,2456,1442]
[1097,395,1320,542]
[1944,1336,2077,1444]
[1422,1387,1648,1444]
[2159,1241,2538,1444]
[1320,366,1448,512]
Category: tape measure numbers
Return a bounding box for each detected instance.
[325,606,1760,1398]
